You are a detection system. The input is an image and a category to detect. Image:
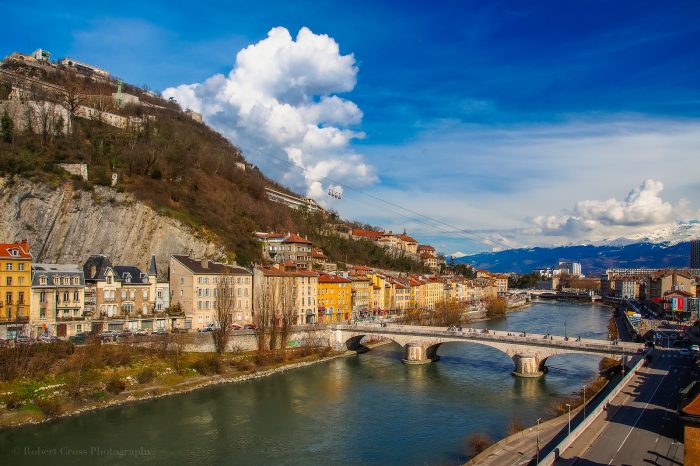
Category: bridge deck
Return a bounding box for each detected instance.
[333,324,643,355]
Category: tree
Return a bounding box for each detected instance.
[213,269,236,354]
[1,110,13,144]
[277,276,297,357]
[60,70,85,135]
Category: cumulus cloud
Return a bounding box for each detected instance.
[532,179,676,237]
[162,26,376,201]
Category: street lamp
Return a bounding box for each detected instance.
[566,403,571,435]
[536,417,542,464]
[564,319,568,339]
[583,385,586,418]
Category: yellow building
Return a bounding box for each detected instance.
[350,275,371,319]
[425,278,444,310]
[318,274,352,322]
[0,240,33,339]
[407,276,426,308]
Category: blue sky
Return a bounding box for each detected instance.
[4,1,700,254]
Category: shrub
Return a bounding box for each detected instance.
[507,419,526,435]
[192,355,223,375]
[2,391,23,409]
[106,377,126,394]
[36,397,66,417]
[464,432,494,457]
[231,358,255,372]
[136,367,156,384]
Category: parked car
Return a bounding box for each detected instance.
[151,328,168,335]
[39,335,58,343]
[118,330,133,338]
[98,330,118,341]
[134,329,149,337]
[69,333,87,344]
[243,324,256,330]
[232,324,243,330]
[691,344,699,353]
[15,335,32,344]
[680,349,691,358]
[172,328,189,334]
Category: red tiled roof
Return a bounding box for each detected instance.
[257,266,318,277]
[350,229,383,240]
[683,393,700,416]
[312,248,327,259]
[664,290,693,298]
[417,245,435,252]
[283,233,312,244]
[0,241,32,259]
[319,274,351,284]
[398,234,417,243]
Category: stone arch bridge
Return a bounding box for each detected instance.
[331,324,643,377]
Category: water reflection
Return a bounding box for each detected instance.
[0,301,612,466]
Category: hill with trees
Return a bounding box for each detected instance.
[0,57,425,271]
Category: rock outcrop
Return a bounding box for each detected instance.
[0,177,224,275]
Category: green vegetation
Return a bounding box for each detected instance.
[0,336,336,428]
[508,272,540,289]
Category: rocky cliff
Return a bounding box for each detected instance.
[0,177,224,275]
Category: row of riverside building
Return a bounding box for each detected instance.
[0,236,505,340]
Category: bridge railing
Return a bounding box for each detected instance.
[334,324,643,355]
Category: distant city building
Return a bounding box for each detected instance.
[691,239,700,269]
[59,57,110,77]
[264,187,328,215]
[255,232,313,270]
[558,261,582,277]
[31,49,51,62]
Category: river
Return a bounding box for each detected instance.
[0,300,612,465]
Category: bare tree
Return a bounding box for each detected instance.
[278,276,297,357]
[60,70,85,135]
[213,270,235,354]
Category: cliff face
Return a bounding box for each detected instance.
[0,177,224,275]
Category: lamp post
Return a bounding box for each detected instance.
[583,385,586,418]
[564,319,567,339]
[566,403,571,435]
[536,417,542,464]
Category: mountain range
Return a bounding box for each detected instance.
[452,241,693,275]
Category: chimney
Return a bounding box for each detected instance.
[201,258,209,269]
[20,239,29,254]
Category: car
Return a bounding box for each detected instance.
[151,329,168,335]
[118,330,133,338]
[69,333,87,344]
[243,324,256,329]
[692,345,700,353]
[679,349,691,357]
[172,328,189,334]
[98,330,118,341]
[232,324,243,330]
[39,335,58,343]
[15,335,32,344]
[199,326,214,332]
[134,329,149,336]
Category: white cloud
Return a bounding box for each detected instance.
[162,26,376,200]
[532,179,675,237]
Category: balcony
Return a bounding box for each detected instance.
[57,315,89,322]
[0,315,29,324]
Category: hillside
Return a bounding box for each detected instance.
[0,58,425,271]
[453,242,692,275]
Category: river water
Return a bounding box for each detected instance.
[0,300,611,465]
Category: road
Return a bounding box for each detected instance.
[555,347,690,466]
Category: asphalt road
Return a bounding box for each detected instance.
[556,348,690,466]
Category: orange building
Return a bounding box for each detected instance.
[318,274,352,322]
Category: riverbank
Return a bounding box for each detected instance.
[0,344,348,431]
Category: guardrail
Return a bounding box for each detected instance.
[538,356,644,465]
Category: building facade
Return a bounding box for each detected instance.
[30,264,85,338]
[0,241,32,339]
[170,255,253,330]
[318,274,352,322]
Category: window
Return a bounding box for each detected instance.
[142,290,148,299]
[63,277,70,285]
[5,277,11,286]
[40,308,46,318]
[204,277,209,285]
[205,288,210,297]
[18,292,24,304]
[40,276,47,285]
[106,276,112,284]
[121,290,127,300]
[130,290,135,300]
[237,277,241,285]
[5,263,11,271]
[197,301,202,310]
[198,288,202,297]
[205,301,210,309]
[5,292,11,304]
[238,299,242,309]
[180,277,184,285]
[73,277,79,285]
[244,288,249,297]
[157,290,162,298]
[18,263,24,271]
[63,292,69,302]
[198,277,202,284]
[76,324,82,333]
[18,277,23,286]
[73,291,79,302]
[40,291,47,303]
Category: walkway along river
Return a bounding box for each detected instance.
[0,300,612,465]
